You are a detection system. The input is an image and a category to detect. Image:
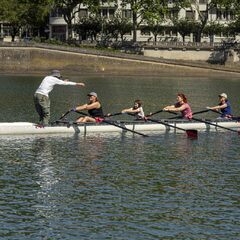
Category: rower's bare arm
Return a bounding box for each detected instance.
[207,104,226,110]
[85,102,100,110]
[163,105,175,111]
[75,104,88,111]
[176,105,186,112]
[122,108,139,113]
[121,108,132,113]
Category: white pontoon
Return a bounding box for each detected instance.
[0,119,239,136]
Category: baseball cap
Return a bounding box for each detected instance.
[51,70,61,78]
[218,93,227,99]
[87,92,98,97]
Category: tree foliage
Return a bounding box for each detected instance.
[54,0,99,39]
[140,23,165,43]
[104,15,132,42]
[0,0,53,41]
[121,0,168,42]
[173,19,194,42]
[172,0,240,42]
[74,15,102,41]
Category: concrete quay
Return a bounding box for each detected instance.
[0,43,240,76]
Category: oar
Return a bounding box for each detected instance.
[146,109,164,117]
[193,108,230,116]
[192,109,210,115]
[146,109,178,117]
[166,109,210,120]
[192,117,240,134]
[50,110,72,126]
[167,109,237,131]
[104,112,123,117]
[76,111,149,137]
[124,112,197,138]
[147,117,198,139]
[59,110,72,120]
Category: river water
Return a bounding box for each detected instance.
[0,74,240,239]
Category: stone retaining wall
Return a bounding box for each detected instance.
[0,46,240,76]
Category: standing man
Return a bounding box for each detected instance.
[34,70,85,126]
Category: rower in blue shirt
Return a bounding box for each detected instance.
[206,93,232,118]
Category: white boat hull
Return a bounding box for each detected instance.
[0,120,239,136]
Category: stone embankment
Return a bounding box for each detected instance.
[0,42,240,76]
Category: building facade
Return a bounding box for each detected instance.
[49,0,236,43]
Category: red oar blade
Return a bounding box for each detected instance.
[186,129,198,139]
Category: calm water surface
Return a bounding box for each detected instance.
[0,74,240,239]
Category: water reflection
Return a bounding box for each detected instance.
[1,72,240,239]
[32,138,61,220]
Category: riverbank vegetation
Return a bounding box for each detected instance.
[0,0,240,46]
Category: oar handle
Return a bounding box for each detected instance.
[59,110,71,120]
[209,109,221,114]
[192,109,210,115]
[104,112,123,117]
[146,109,163,117]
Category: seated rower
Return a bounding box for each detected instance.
[121,99,145,120]
[206,93,232,119]
[73,92,104,123]
[163,93,192,119]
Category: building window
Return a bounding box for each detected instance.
[50,8,63,17]
[229,11,235,20]
[186,11,195,20]
[122,10,132,19]
[2,24,11,36]
[52,25,67,41]
[79,9,88,18]
[102,8,108,17]
[199,0,207,3]
[109,9,115,19]
[141,30,151,36]
[169,10,179,19]
[216,10,222,20]
[199,11,207,20]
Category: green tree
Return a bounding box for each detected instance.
[203,22,224,44]
[121,0,168,42]
[105,14,132,42]
[0,0,27,41]
[24,0,54,38]
[0,0,53,41]
[74,15,102,41]
[140,24,165,44]
[173,0,240,42]
[54,0,99,40]
[173,19,194,43]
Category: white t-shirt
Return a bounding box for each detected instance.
[132,107,145,119]
[35,76,77,97]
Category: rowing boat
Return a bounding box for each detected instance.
[0,119,239,135]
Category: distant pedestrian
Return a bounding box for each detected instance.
[34,70,85,126]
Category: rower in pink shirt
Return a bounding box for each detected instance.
[163,93,193,119]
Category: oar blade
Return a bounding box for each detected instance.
[186,129,198,139]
